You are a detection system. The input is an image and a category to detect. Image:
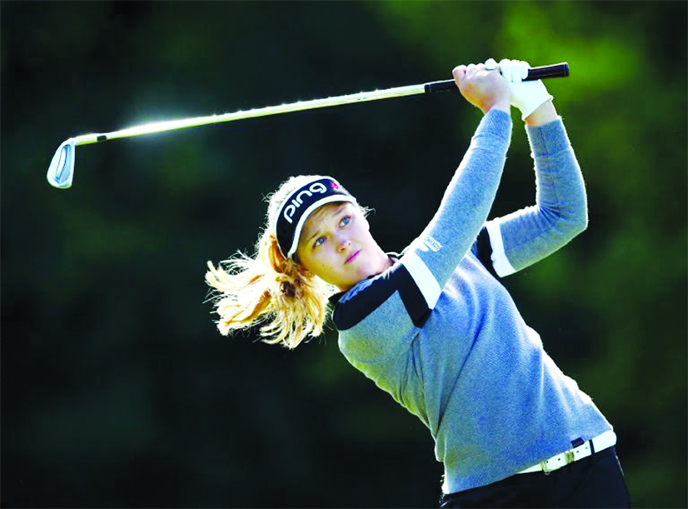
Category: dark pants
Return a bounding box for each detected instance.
[439,447,631,508]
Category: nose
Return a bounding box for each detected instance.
[335,234,350,253]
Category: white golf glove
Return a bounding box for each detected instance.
[485,58,553,120]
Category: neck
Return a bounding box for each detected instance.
[337,248,393,292]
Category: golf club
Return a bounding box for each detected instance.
[46,62,569,189]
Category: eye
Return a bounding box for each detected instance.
[340,216,351,228]
[313,236,326,249]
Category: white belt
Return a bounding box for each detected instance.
[518,430,617,475]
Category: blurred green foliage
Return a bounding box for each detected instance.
[2,1,686,507]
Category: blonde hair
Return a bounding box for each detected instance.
[205,176,342,349]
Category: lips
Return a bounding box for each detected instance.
[345,250,361,264]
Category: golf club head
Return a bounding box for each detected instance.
[47,139,76,189]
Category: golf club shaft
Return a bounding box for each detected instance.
[70,84,426,146]
[69,63,569,147]
[47,62,569,188]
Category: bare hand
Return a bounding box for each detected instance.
[453,62,511,114]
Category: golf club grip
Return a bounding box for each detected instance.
[424,62,569,93]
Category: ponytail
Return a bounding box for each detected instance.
[205,176,339,349]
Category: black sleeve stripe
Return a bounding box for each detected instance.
[332,263,432,331]
[476,226,499,279]
[397,264,433,328]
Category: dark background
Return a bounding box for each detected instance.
[2,1,686,507]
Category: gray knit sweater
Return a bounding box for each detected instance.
[331,109,612,494]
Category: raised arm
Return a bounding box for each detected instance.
[396,62,514,292]
[485,66,588,277]
[334,59,514,354]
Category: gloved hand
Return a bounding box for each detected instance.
[485,58,553,120]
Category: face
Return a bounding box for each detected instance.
[295,202,391,291]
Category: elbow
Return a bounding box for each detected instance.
[561,203,588,241]
[574,183,589,233]
[542,201,588,242]
[561,186,588,238]
[574,193,589,233]
[572,206,589,235]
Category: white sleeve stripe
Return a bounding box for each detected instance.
[485,221,517,277]
[401,251,442,308]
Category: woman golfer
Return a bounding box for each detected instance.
[206,58,631,508]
